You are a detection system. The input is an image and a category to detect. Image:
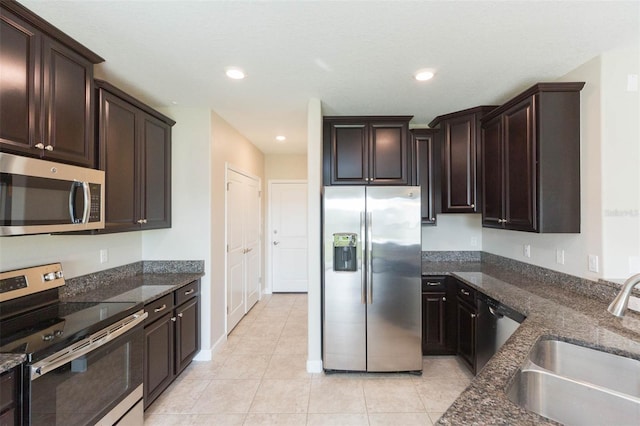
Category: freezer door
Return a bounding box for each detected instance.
[366,186,422,372]
[322,186,367,371]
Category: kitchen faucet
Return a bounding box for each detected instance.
[607,273,640,317]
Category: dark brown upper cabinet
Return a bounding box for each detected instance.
[429,106,497,213]
[411,128,440,224]
[96,80,175,233]
[0,1,103,167]
[480,82,584,233]
[323,116,412,186]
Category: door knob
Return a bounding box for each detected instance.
[273,241,279,246]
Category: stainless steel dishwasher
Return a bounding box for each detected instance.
[476,293,526,373]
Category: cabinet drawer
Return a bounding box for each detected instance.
[175,281,199,306]
[422,276,446,292]
[145,293,174,325]
[456,280,476,306]
[0,369,16,412]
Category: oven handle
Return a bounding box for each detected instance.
[30,310,147,381]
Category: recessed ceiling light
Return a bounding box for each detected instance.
[414,70,435,81]
[225,67,246,80]
[275,135,286,142]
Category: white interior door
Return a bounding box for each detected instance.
[270,181,308,292]
[245,177,261,309]
[226,168,261,333]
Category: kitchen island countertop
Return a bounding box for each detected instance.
[0,353,26,374]
[423,261,640,425]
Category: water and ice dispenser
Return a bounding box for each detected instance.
[333,233,357,272]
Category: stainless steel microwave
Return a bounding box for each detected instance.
[0,153,105,236]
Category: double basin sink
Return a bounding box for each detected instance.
[507,338,640,425]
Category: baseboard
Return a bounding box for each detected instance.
[193,333,227,361]
[306,359,323,373]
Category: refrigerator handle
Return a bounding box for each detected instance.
[360,212,366,304]
[367,211,373,304]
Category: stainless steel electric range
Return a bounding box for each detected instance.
[0,263,147,425]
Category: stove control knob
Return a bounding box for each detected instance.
[54,330,64,337]
[55,271,64,279]
[43,272,56,281]
[42,333,54,341]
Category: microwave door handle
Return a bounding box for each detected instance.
[81,182,90,223]
[68,182,91,224]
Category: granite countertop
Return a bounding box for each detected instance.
[423,263,640,425]
[63,272,203,304]
[0,353,26,374]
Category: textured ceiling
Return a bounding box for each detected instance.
[21,0,640,154]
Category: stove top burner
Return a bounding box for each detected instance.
[0,300,141,362]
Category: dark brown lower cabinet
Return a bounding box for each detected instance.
[421,276,457,355]
[0,366,20,426]
[144,312,174,407]
[144,281,200,409]
[457,297,477,374]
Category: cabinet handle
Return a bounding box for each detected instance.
[154,304,167,313]
[427,282,441,286]
[137,219,148,224]
[35,143,45,150]
[470,204,475,209]
[430,217,435,221]
[184,289,195,296]
[442,297,446,301]
[45,145,54,151]
[471,313,477,318]
[171,317,176,322]
[460,289,470,296]
[178,313,183,318]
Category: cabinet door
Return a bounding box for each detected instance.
[503,98,536,232]
[414,132,438,224]
[328,123,368,185]
[41,37,94,167]
[0,9,40,156]
[140,112,171,229]
[442,115,478,213]
[98,90,139,232]
[369,122,409,185]
[457,299,476,374]
[422,291,447,354]
[481,116,504,227]
[175,297,199,374]
[144,312,175,409]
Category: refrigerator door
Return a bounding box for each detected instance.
[322,186,367,371]
[366,186,422,372]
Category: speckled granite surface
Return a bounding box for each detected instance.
[62,260,204,301]
[0,353,26,374]
[422,260,640,425]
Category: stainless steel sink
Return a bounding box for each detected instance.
[507,339,640,425]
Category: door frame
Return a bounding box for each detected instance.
[266,179,308,294]
[224,163,262,334]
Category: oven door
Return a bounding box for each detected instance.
[25,312,146,426]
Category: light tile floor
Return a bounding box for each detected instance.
[144,294,472,425]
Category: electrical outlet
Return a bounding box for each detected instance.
[556,249,565,265]
[100,249,108,264]
[523,244,531,258]
[588,254,599,273]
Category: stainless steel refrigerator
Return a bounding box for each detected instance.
[322,186,422,372]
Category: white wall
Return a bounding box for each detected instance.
[601,46,640,278]
[0,232,141,278]
[306,98,323,373]
[141,107,213,354]
[422,214,482,250]
[210,111,265,349]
